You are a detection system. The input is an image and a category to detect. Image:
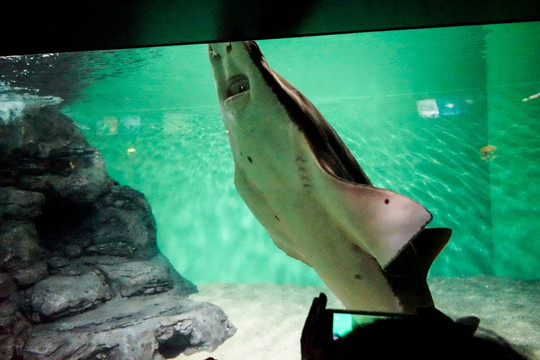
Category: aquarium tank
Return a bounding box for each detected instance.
[1,19,538,360]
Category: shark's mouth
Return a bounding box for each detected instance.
[226,75,250,102]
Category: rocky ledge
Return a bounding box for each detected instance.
[0,106,236,359]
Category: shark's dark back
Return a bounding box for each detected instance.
[245,41,372,186]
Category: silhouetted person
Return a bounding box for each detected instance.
[302,293,530,360]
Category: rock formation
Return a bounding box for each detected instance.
[0,105,236,359]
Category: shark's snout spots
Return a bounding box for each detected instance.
[209,42,234,59]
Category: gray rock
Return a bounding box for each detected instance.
[9,261,48,288]
[45,255,196,296]
[0,107,111,203]
[23,270,112,323]
[49,255,125,276]
[0,300,25,332]
[83,185,158,259]
[97,255,174,297]
[24,293,236,360]
[0,187,44,220]
[34,184,158,260]
[0,309,31,360]
[0,220,42,271]
[0,273,17,301]
[0,106,234,358]
[18,149,111,203]
[46,256,75,274]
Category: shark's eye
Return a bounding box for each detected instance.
[228,76,250,98]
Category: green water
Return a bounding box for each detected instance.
[54,22,539,284]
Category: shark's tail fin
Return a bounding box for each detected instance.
[384,228,452,312]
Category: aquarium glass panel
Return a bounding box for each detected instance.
[2,22,539,285]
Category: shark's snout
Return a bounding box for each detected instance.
[208,42,236,59]
[208,43,224,59]
[209,42,252,108]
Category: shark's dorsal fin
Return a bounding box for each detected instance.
[318,167,433,268]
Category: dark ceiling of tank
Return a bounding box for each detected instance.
[1,0,540,55]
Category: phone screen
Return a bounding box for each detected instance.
[332,311,414,340]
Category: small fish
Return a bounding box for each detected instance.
[480,145,497,160]
[522,92,540,102]
[209,41,450,313]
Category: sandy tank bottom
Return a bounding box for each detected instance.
[175,276,539,360]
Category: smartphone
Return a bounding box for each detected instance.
[330,309,418,340]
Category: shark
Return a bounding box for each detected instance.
[208,41,451,313]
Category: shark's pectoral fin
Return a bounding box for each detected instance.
[319,168,433,269]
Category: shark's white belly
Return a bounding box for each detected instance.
[229,119,401,311]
